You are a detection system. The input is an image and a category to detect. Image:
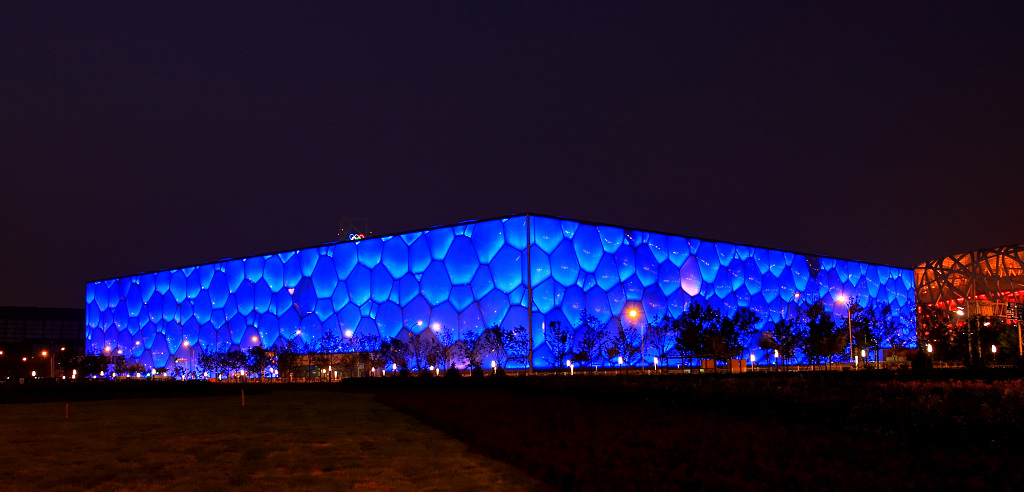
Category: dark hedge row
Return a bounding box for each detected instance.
[373,372,1024,490]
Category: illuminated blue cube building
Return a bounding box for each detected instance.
[85,214,916,371]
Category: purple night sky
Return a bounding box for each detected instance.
[2,1,1022,308]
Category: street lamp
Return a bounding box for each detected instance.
[104,346,112,377]
[953,308,972,366]
[41,351,53,378]
[627,307,645,365]
[183,341,196,379]
[837,295,854,365]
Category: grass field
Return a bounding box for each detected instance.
[7,372,1024,491]
[0,389,549,492]
[374,374,1024,491]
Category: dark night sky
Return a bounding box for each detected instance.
[2,1,1023,309]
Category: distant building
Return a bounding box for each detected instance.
[915,245,1024,319]
[0,306,86,378]
[86,214,916,372]
[915,245,1024,359]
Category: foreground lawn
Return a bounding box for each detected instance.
[0,390,548,492]
[375,374,1024,491]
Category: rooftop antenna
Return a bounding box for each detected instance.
[338,217,371,241]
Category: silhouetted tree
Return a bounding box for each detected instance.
[545,320,576,371]
[433,325,462,370]
[318,330,344,375]
[877,304,914,350]
[730,308,761,360]
[757,318,801,368]
[357,335,386,374]
[381,337,410,371]
[222,349,248,377]
[606,320,642,367]
[573,311,605,369]
[479,326,507,368]
[196,346,223,378]
[245,346,274,379]
[674,302,720,366]
[70,354,105,378]
[801,300,845,369]
[276,338,304,381]
[461,329,485,370]
[645,315,676,365]
[503,325,531,369]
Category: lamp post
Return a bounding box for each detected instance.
[104,346,112,377]
[837,295,854,365]
[954,307,971,366]
[41,350,53,378]
[182,341,195,379]
[628,307,645,366]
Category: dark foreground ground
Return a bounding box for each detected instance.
[368,370,1024,491]
[4,370,1024,491]
[0,389,548,492]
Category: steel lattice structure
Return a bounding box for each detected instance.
[915,245,1024,313]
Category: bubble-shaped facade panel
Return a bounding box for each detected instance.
[87,214,915,372]
[444,236,479,285]
[598,226,624,254]
[550,241,580,288]
[420,261,453,306]
[311,256,338,298]
[573,225,603,273]
[490,245,524,294]
[533,216,564,255]
[471,220,505,264]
